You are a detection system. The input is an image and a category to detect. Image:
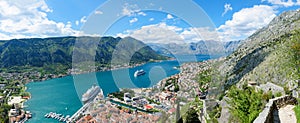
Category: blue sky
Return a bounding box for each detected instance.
[0,0,299,43]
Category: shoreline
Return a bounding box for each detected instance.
[23,58,215,122]
[26,59,170,84]
[22,62,149,84]
[77,60,214,122]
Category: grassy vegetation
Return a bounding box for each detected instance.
[294,104,300,123]
[294,98,300,123]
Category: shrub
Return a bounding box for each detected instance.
[226,85,264,123]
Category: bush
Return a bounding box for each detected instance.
[20,92,31,97]
[185,108,201,123]
[262,91,273,102]
[284,86,291,95]
[275,92,282,97]
[226,85,264,123]
[0,104,12,123]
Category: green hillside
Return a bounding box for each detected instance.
[0,36,167,74]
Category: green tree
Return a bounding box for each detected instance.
[185,108,201,123]
[226,85,264,123]
[0,104,12,123]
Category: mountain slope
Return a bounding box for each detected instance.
[197,9,300,123]
[216,10,300,89]
[0,36,167,73]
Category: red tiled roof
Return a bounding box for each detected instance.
[144,104,153,110]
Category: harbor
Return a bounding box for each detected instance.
[44,112,70,122]
[69,102,92,121]
[24,60,182,122]
[43,84,103,122]
[43,102,92,123]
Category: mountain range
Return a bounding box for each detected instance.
[0,36,167,73]
[148,40,241,56]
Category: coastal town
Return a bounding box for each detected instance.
[0,62,151,122]
[0,58,187,123]
[73,61,212,122]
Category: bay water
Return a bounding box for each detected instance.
[25,54,214,122]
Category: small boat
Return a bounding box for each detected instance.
[44,114,49,118]
[134,69,146,77]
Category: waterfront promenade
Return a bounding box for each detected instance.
[70,102,92,122]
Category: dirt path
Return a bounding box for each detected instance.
[279,105,297,123]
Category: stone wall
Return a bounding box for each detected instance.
[253,96,298,123]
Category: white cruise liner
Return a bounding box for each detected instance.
[134,69,146,77]
[81,85,102,104]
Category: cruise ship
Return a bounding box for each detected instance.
[134,69,146,77]
[81,85,102,104]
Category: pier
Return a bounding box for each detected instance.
[44,102,92,123]
[44,112,70,122]
[68,85,103,122]
[69,102,92,121]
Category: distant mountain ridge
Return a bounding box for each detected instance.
[148,40,241,56]
[0,36,167,73]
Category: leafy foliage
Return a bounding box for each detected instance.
[0,104,11,123]
[185,107,201,123]
[196,69,211,88]
[226,85,264,123]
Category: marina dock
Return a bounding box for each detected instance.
[44,102,92,123]
[69,101,92,121]
[44,112,71,122]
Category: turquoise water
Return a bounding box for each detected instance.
[24,54,218,123]
[25,60,181,123]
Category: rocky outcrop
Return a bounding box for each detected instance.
[253,96,298,123]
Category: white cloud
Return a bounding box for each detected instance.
[262,0,296,7]
[218,5,276,41]
[117,5,278,42]
[180,27,220,42]
[116,23,222,44]
[138,12,146,16]
[149,18,154,21]
[117,23,184,44]
[75,20,79,26]
[94,10,103,15]
[80,16,87,23]
[0,0,78,40]
[159,7,163,11]
[297,0,300,5]
[222,3,233,16]
[129,18,138,24]
[121,3,140,16]
[167,14,174,19]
